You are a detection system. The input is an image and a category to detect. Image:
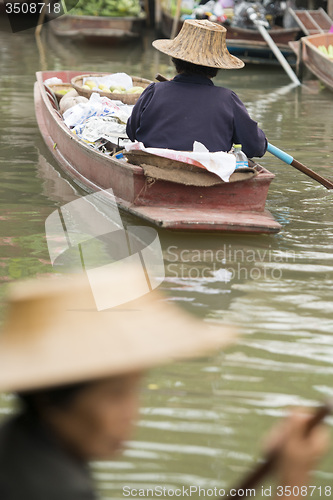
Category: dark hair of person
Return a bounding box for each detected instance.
[172,57,218,78]
[17,381,92,415]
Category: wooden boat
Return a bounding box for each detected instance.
[160,9,299,65]
[301,33,333,92]
[226,38,296,66]
[34,70,281,234]
[47,13,146,43]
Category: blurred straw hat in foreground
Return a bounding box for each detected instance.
[0,266,236,393]
[153,19,244,70]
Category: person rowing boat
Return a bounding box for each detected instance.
[0,269,329,499]
[126,19,267,158]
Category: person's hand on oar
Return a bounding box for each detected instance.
[264,408,330,498]
[228,403,331,499]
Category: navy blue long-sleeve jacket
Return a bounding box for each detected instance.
[126,73,267,158]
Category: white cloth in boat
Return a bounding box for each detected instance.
[125,141,236,182]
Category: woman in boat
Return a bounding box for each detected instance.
[0,269,329,499]
[126,19,267,158]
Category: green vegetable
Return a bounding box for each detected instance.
[68,0,143,17]
[318,44,333,59]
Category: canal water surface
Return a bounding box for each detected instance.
[0,15,333,499]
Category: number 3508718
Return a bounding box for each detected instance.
[5,3,61,14]
[277,486,332,497]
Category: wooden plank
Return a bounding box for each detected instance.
[328,0,333,18]
[312,8,333,30]
[122,205,282,234]
[289,8,333,34]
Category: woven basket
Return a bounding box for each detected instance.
[49,83,74,103]
[71,74,152,105]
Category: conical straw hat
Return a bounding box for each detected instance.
[153,19,244,70]
[0,266,236,393]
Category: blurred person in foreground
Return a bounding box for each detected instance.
[126,19,266,158]
[0,266,329,500]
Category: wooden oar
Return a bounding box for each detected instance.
[267,143,333,190]
[143,0,150,26]
[35,0,49,36]
[247,8,301,86]
[171,0,182,39]
[224,401,332,499]
[155,0,162,27]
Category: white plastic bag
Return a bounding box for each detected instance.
[76,116,127,143]
[44,77,63,85]
[63,92,134,128]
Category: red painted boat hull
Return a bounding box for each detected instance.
[34,70,281,234]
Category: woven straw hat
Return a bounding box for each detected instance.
[0,266,235,393]
[153,19,244,70]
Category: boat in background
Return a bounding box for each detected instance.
[225,37,296,66]
[159,8,299,65]
[47,13,147,43]
[301,32,333,92]
[34,70,281,234]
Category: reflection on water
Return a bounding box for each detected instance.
[0,16,333,497]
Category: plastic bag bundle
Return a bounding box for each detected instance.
[63,92,134,129]
[74,115,127,143]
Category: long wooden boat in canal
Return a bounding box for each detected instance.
[34,70,281,234]
[301,32,333,92]
[47,13,146,43]
[160,8,299,65]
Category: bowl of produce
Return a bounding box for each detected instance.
[71,73,152,105]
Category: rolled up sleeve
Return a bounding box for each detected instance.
[126,83,155,142]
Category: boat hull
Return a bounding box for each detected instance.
[34,70,281,234]
[301,33,333,92]
[47,14,146,43]
[227,39,296,66]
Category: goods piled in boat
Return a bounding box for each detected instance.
[59,91,133,150]
[59,89,88,114]
[166,0,289,28]
[82,80,144,95]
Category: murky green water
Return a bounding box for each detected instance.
[0,15,333,499]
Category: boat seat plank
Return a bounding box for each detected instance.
[124,150,257,187]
